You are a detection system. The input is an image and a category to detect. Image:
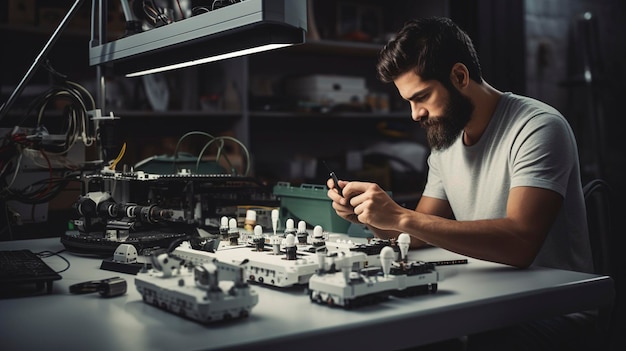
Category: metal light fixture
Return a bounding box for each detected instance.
[89,0,307,77]
[0,0,306,122]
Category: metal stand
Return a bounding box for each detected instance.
[0,0,86,123]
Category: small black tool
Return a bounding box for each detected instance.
[70,277,127,297]
[322,161,343,197]
[428,259,469,266]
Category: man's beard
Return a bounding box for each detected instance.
[421,84,474,150]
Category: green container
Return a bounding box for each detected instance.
[273,182,351,234]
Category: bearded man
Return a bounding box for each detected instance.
[327,17,597,351]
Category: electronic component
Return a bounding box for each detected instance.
[135,250,259,323]
[173,223,365,288]
[69,277,127,297]
[61,169,278,256]
[174,235,323,287]
[99,243,154,275]
[308,234,439,309]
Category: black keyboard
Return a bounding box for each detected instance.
[0,249,62,296]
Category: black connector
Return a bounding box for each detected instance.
[322,160,343,197]
[69,277,127,297]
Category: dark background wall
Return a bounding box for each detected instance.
[450,0,625,189]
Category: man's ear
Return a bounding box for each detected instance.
[450,63,470,89]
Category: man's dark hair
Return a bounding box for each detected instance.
[377,17,483,85]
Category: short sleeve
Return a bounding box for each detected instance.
[509,113,576,197]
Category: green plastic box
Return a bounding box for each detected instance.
[273,182,351,234]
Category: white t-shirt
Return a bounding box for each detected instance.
[422,92,593,273]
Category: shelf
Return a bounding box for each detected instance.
[291,39,384,56]
[250,111,409,119]
[108,110,411,121]
[1,110,243,121]
[112,110,243,118]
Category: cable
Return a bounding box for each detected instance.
[33,149,54,201]
[0,61,96,202]
[0,152,23,197]
[172,131,250,176]
[138,0,172,27]
[211,0,243,11]
[14,62,97,155]
[0,199,14,240]
[37,249,71,273]
[173,131,216,173]
[2,170,81,205]
[175,0,185,20]
[0,62,93,238]
[197,136,251,176]
[109,143,127,171]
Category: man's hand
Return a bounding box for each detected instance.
[327,178,361,224]
[341,181,410,231]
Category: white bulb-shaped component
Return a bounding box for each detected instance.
[254,224,263,237]
[397,233,411,260]
[297,220,306,232]
[229,217,238,230]
[285,218,295,231]
[220,216,229,227]
[313,225,323,238]
[285,233,296,247]
[380,246,395,277]
[246,209,257,221]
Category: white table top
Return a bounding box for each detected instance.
[0,237,614,351]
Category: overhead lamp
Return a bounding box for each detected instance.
[89,0,307,77]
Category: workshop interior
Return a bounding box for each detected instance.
[2,0,621,243]
[0,0,624,348]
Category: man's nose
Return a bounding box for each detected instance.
[411,105,428,122]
